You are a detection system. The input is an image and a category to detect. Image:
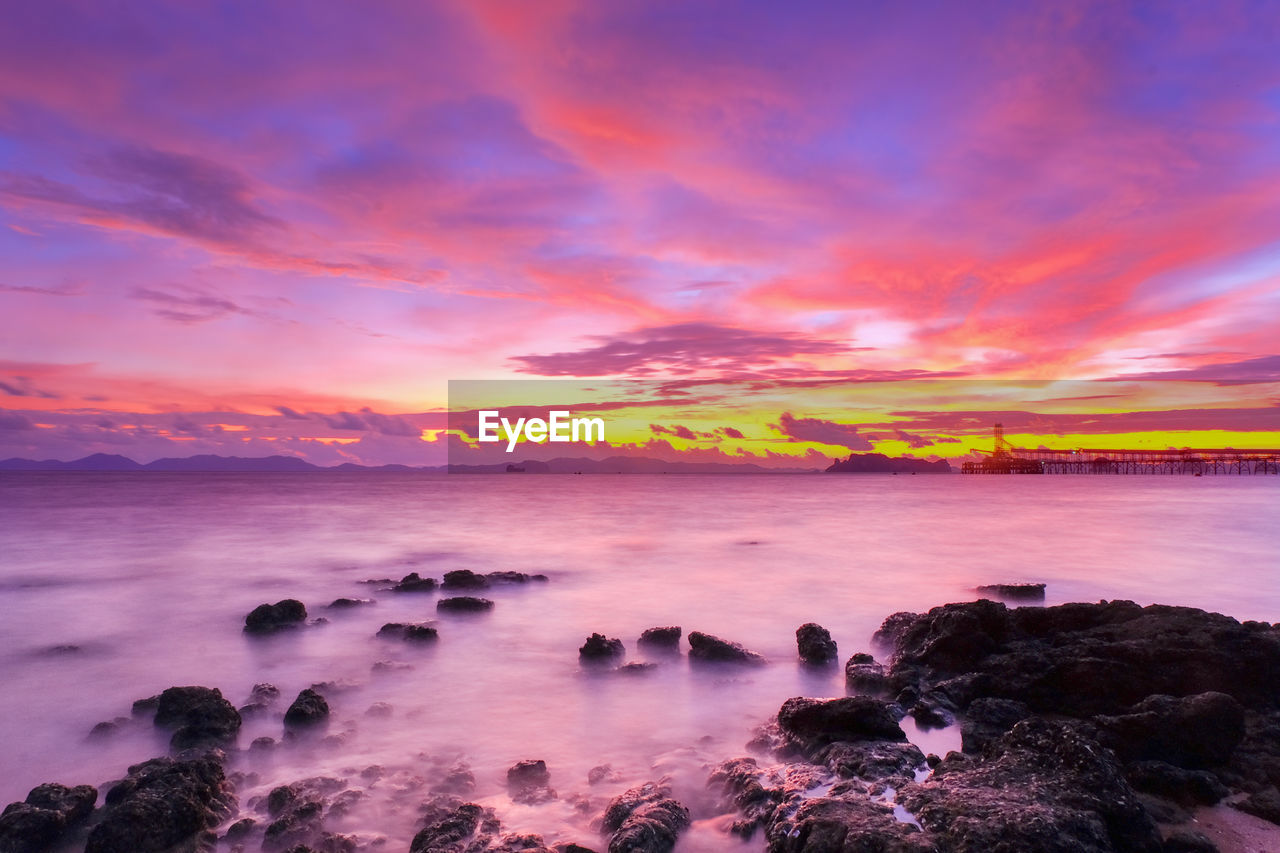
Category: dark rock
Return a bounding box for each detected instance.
[687,632,766,665]
[409,800,489,853]
[975,582,1046,601]
[487,571,542,584]
[1124,761,1228,805]
[870,611,919,650]
[882,600,1280,717]
[588,765,621,786]
[707,756,836,841]
[433,763,475,796]
[131,694,160,716]
[820,740,927,784]
[579,634,625,664]
[777,696,907,749]
[250,683,280,703]
[153,685,242,749]
[764,795,932,853]
[284,689,329,726]
[86,755,233,853]
[960,697,1031,753]
[392,572,437,593]
[0,783,97,853]
[617,662,657,674]
[600,782,689,853]
[508,760,551,789]
[1161,830,1218,852]
[89,717,128,738]
[377,622,438,641]
[260,777,352,852]
[245,599,308,633]
[507,760,556,805]
[436,596,494,613]
[1094,692,1245,769]
[844,652,890,693]
[908,702,953,729]
[442,570,490,590]
[637,626,681,651]
[796,623,838,665]
[327,598,372,609]
[225,817,255,839]
[1235,785,1280,824]
[898,718,1162,853]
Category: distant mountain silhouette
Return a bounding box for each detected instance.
[0,452,822,473]
[2,452,945,474]
[0,454,319,472]
[826,452,952,473]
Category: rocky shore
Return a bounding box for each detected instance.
[4,595,1279,853]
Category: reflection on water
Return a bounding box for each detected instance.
[1,472,1276,848]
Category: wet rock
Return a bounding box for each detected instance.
[844,653,890,693]
[365,702,393,718]
[508,760,551,789]
[1124,761,1228,805]
[870,611,919,651]
[637,627,681,651]
[251,737,276,752]
[617,662,657,675]
[600,782,689,853]
[327,598,372,609]
[433,763,475,796]
[764,795,931,853]
[89,716,129,738]
[508,760,556,805]
[908,702,953,729]
[378,622,439,642]
[409,799,493,853]
[820,740,927,785]
[579,634,625,665]
[959,697,1031,753]
[0,783,97,853]
[260,778,352,852]
[975,582,1046,601]
[795,623,838,665]
[588,765,621,786]
[442,570,490,590]
[392,572,438,593]
[437,596,494,613]
[1094,692,1245,769]
[131,694,160,716]
[882,599,1280,717]
[707,757,833,841]
[284,689,330,726]
[687,632,766,665]
[86,755,233,853]
[245,599,308,633]
[487,570,547,584]
[1235,785,1280,824]
[1161,830,1218,853]
[153,685,242,750]
[224,816,255,839]
[898,718,1162,853]
[776,696,907,750]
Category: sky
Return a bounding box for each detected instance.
[2,0,1279,466]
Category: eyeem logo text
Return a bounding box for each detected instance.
[477,410,605,452]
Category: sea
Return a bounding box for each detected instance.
[1,472,1277,850]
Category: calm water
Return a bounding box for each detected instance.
[1,472,1277,850]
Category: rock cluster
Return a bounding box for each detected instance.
[710,599,1280,852]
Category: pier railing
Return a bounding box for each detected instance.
[961,448,1280,475]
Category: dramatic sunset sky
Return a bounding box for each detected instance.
[2,1,1279,466]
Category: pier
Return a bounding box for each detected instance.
[959,423,1280,474]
